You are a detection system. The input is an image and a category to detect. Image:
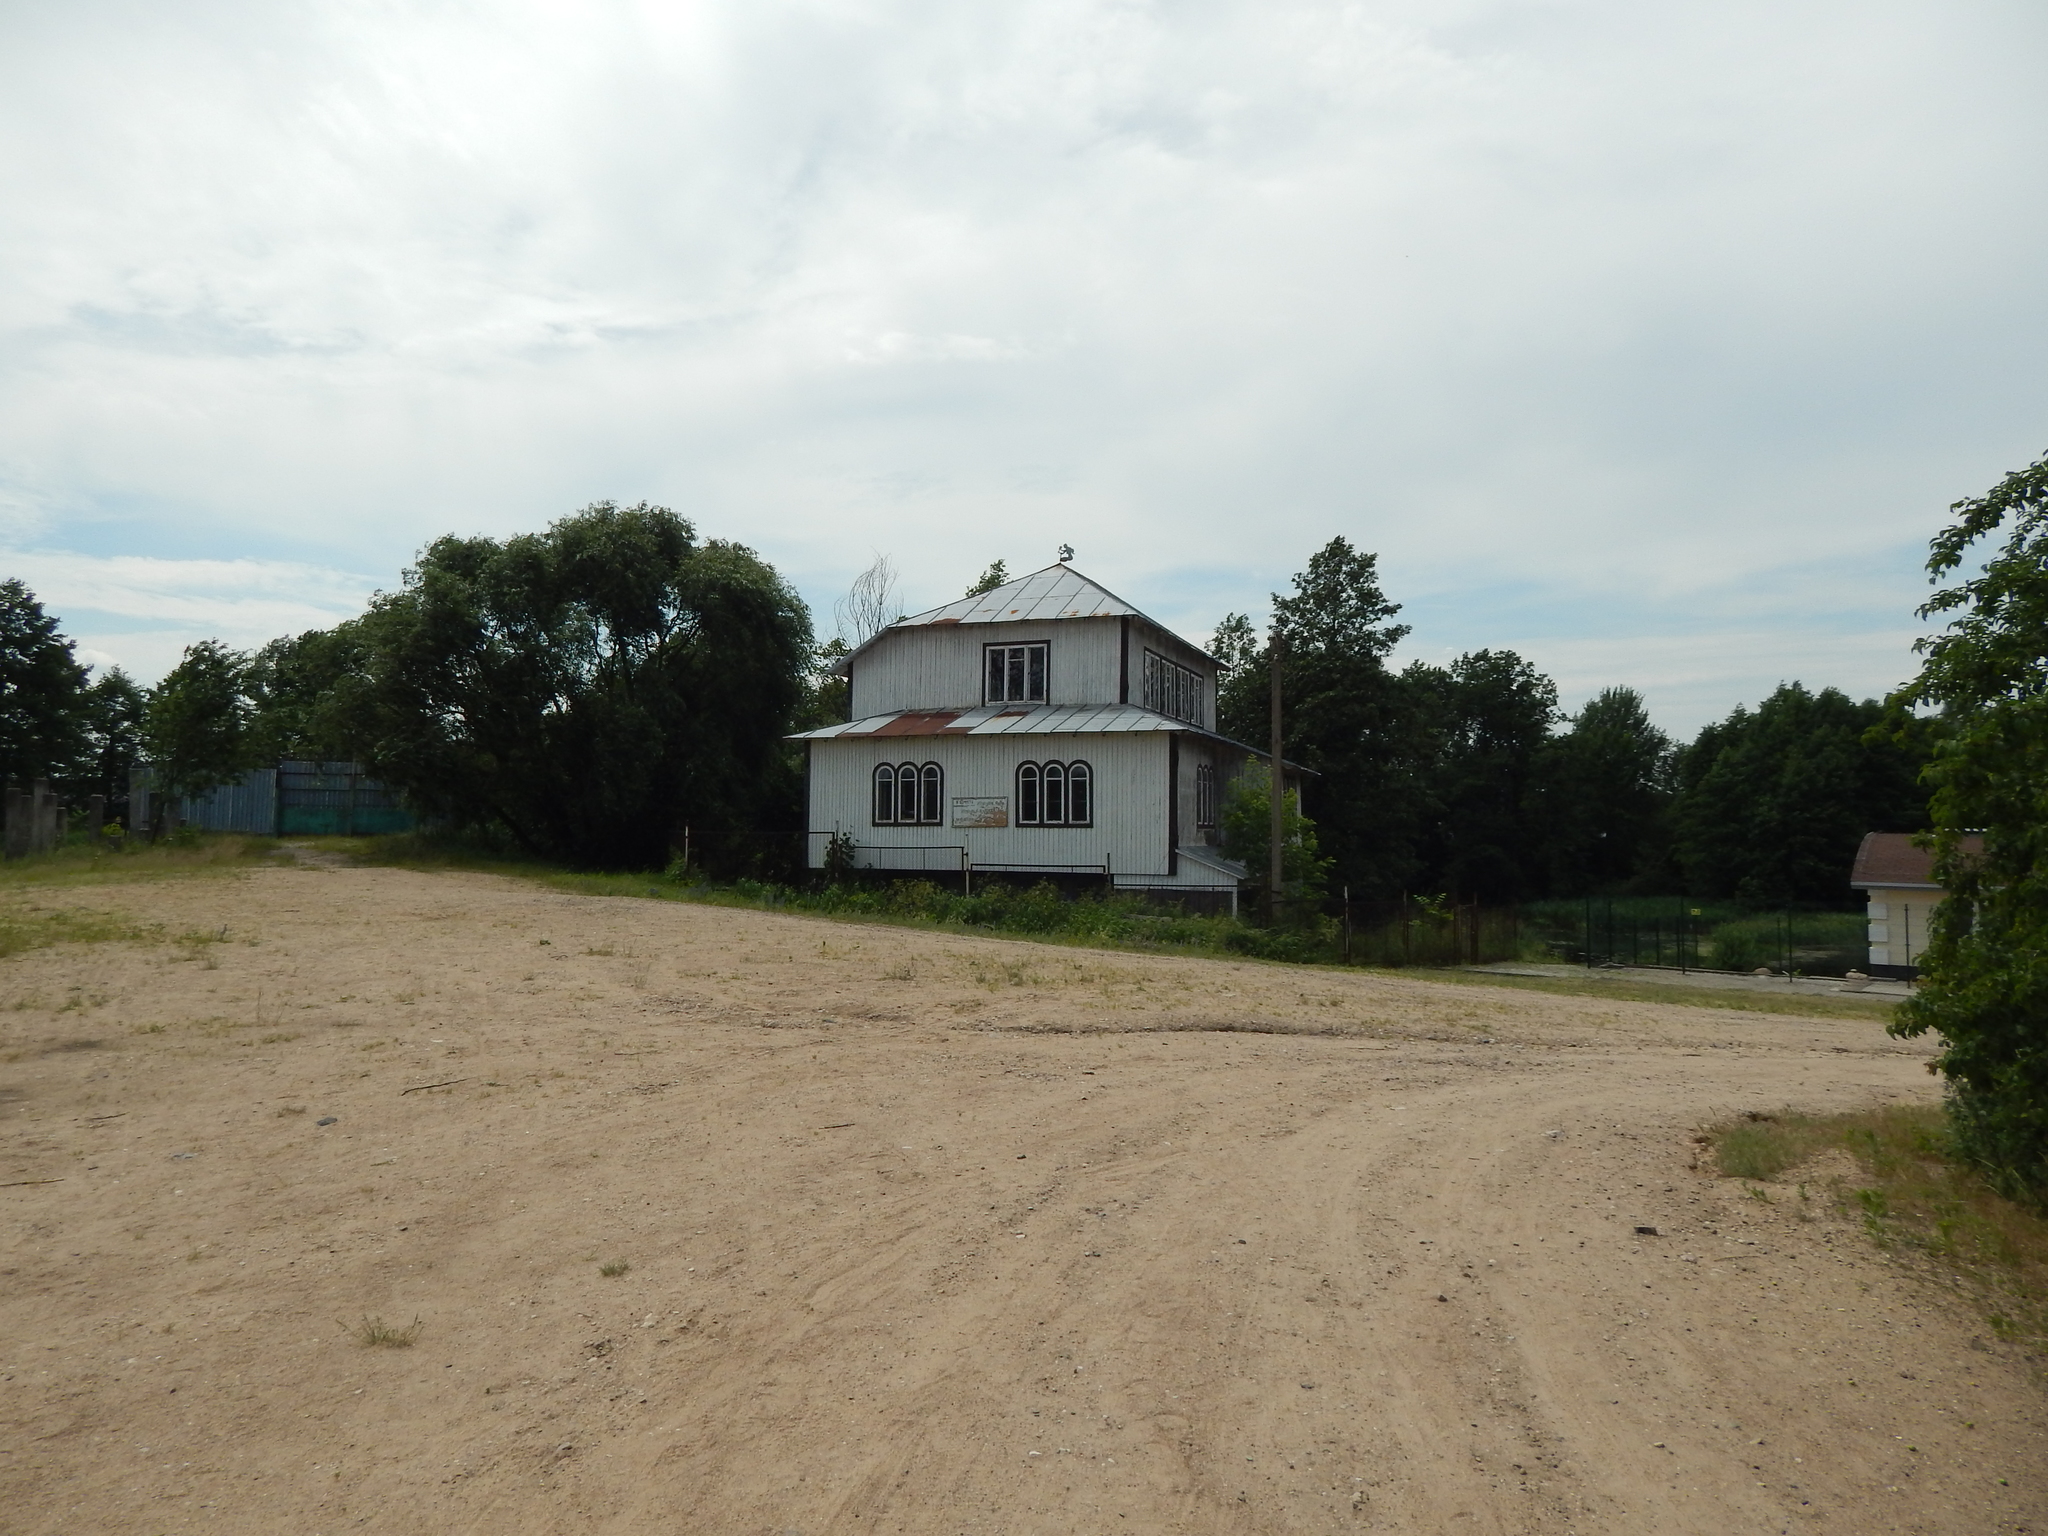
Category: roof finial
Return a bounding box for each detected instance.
[1057,543,1074,563]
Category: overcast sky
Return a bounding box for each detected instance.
[4,0,2044,733]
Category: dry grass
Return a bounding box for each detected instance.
[598,1260,631,1278]
[346,1315,423,1348]
[1708,1104,2048,1351]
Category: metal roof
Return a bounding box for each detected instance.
[834,563,1218,674]
[903,565,1139,627]
[791,703,1187,740]
[789,705,1317,773]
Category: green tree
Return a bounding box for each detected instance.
[70,668,147,812]
[1407,650,1559,902]
[1670,683,1927,905]
[247,627,371,762]
[1891,451,2048,1201]
[1540,687,1673,895]
[799,636,852,729]
[966,560,1009,597]
[1215,538,1421,899]
[1219,761,1330,918]
[336,501,812,869]
[142,641,262,810]
[0,578,88,783]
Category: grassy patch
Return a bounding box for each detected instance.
[1410,967,1900,1022]
[0,833,291,891]
[1707,1104,2048,1350]
[598,1260,631,1278]
[0,902,147,960]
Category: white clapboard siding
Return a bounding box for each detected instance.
[807,731,1174,878]
[853,618,1126,717]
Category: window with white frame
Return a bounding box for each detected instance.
[1194,762,1218,829]
[985,642,1048,704]
[1143,649,1203,724]
[872,761,943,825]
[1016,760,1092,827]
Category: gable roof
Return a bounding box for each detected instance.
[905,564,1139,627]
[1850,831,1982,890]
[836,564,1215,673]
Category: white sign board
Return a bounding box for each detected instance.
[951,796,1009,829]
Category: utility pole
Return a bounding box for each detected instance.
[1268,627,1285,927]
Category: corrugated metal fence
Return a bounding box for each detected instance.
[132,761,414,836]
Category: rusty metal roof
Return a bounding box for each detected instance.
[789,705,1318,773]
[1849,831,1980,889]
[791,704,1187,740]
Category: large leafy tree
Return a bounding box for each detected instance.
[1406,650,1559,902]
[1215,538,1421,899]
[1891,451,2048,1202]
[248,626,372,762]
[1670,683,1926,905]
[337,502,811,869]
[0,578,89,783]
[1540,687,1673,895]
[71,668,147,811]
[141,641,264,808]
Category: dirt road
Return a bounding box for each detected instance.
[2,866,2040,1534]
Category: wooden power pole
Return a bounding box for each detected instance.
[1268,628,1285,926]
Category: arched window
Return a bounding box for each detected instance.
[872,763,897,825]
[1194,763,1216,829]
[1015,760,1093,827]
[919,763,943,825]
[894,763,921,826]
[1017,762,1041,825]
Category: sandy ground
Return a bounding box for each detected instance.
[1,865,2041,1536]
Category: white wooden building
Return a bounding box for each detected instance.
[792,564,1295,905]
[1850,831,1981,980]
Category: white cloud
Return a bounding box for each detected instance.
[0,0,2042,717]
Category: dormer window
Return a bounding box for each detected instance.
[985,642,1048,704]
[1143,649,1203,724]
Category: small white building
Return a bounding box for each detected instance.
[1850,831,1980,979]
[791,564,1296,906]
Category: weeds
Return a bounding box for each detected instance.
[0,834,288,892]
[1707,1103,2048,1351]
[345,1314,423,1348]
[0,904,144,961]
[598,1260,630,1278]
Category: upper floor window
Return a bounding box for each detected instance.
[1194,762,1218,829]
[1143,649,1204,724]
[1016,760,1092,827]
[986,643,1048,704]
[873,761,943,826]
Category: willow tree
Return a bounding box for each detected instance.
[339,502,812,869]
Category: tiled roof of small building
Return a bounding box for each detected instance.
[1849,831,1982,889]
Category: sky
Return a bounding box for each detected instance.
[3,0,2045,735]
